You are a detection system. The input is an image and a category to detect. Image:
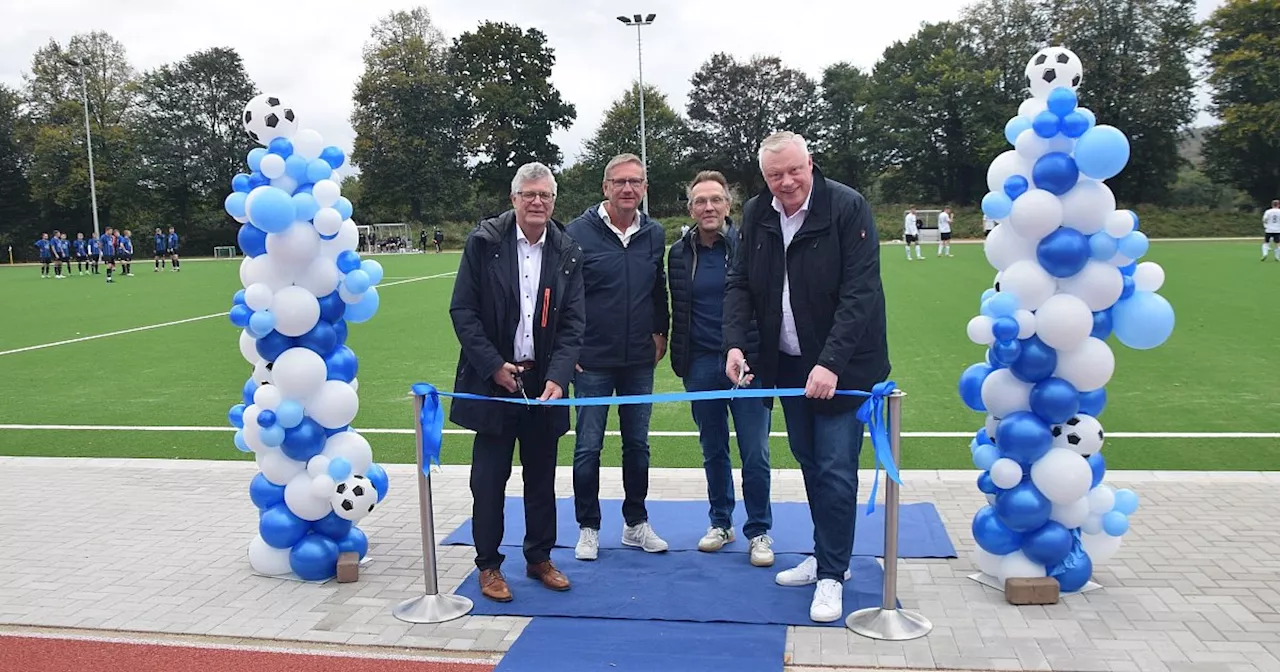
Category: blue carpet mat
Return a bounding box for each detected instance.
[494,617,787,672]
[442,497,956,559]
[455,547,890,628]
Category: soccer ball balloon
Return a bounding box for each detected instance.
[1052,414,1104,457]
[1025,47,1084,99]
[242,94,298,146]
[330,474,378,521]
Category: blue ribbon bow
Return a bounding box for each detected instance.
[411,382,445,474]
[856,381,901,515]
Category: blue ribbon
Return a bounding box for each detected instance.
[410,380,902,513]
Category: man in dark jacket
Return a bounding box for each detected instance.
[564,153,671,561]
[668,170,773,567]
[723,132,889,623]
[449,162,585,603]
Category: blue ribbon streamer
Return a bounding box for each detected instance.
[410,380,901,514]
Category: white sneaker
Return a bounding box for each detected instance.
[749,535,775,567]
[697,526,734,552]
[622,522,668,553]
[575,527,599,561]
[810,579,843,623]
[775,556,852,587]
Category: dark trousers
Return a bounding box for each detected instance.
[572,365,654,529]
[470,401,560,571]
[777,354,864,582]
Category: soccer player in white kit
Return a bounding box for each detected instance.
[1263,200,1280,262]
[937,206,953,257]
[904,208,922,260]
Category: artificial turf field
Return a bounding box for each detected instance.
[1,239,1276,471]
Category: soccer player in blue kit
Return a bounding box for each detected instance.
[35,233,52,278]
[119,230,135,276]
[50,230,67,279]
[73,233,88,275]
[100,228,117,284]
[167,227,181,271]
[154,228,166,271]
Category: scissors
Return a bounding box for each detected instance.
[731,359,748,391]
[514,365,532,406]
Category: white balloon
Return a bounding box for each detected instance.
[1106,252,1133,268]
[973,547,1004,578]
[267,222,321,266]
[981,369,1032,419]
[350,378,359,392]
[239,330,260,365]
[310,381,360,429]
[244,282,274,312]
[983,223,1038,272]
[990,458,1023,489]
[284,472,333,521]
[310,474,337,499]
[1087,484,1116,514]
[260,154,286,179]
[1014,309,1036,339]
[987,151,1031,194]
[1133,262,1165,292]
[999,550,1047,585]
[1082,513,1105,535]
[248,534,293,576]
[1035,294,1093,351]
[320,220,359,258]
[253,384,283,411]
[239,255,256,288]
[270,176,298,195]
[256,446,305,485]
[1054,337,1115,391]
[967,315,995,345]
[999,260,1057,311]
[1081,532,1123,564]
[293,129,325,160]
[307,455,332,479]
[1015,129,1051,162]
[1030,448,1094,505]
[242,406,267,452]
[1060,181,1115,235]
[1058,261,1124,312]
[1018,97,1047,121]
[243,253,294,292]
[312,180,341,208]
[1047,135,1075,154]
[1103,210,1135,238]
[322,430,373,474]
[272,287,321,337]
[272,348,327,400]
[985,414,1001,440]
[1051,496,1092,529]
[1008,189,1064,242]
[297,257,341,297]
[313,208,343,236]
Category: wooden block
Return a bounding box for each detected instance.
[336,551,359,583]
[1004,577,1059,605]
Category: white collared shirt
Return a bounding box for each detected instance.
[514,224,545,362]
[598,203,639,248]
[771,191,812,357]
[904,213,919,236]
[938,212,952,233]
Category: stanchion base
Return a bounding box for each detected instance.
[393,593,473,624]
[845,607,933,641]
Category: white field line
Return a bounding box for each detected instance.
[0,423,1274,440]
[0,271,456,357]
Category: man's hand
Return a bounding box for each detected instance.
[805,365,838,400]
[653,334,667,364]
[492,362,521,393]
[725,348,754,386]
[538,380,564,402]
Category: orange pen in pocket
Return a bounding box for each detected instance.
[541,288,550,328]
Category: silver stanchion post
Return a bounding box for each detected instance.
[846,389,932,640]
[393,393,473,624]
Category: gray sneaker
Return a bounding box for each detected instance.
[622,522,668,553]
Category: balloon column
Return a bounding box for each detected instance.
[225,94,391,582]
[959,47,1173,593]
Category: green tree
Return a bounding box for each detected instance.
[350,7,469,224]
[814,62,871,191]
[449,21,576,213]
[0,84,35,258]
[1202,0,1280,204]
[578,83,689,217]
[961,0,1051,105]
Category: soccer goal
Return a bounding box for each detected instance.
[357,223,412,254]
[906,209,942,243]
[213,245,238,259]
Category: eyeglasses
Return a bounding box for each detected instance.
[607,178,646,188]
[517,191,555,203]
[692,196,727,208]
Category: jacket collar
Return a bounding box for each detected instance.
[751,164,831,236]
[478,209,570,255]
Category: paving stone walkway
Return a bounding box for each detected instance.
[1,456,1277,672]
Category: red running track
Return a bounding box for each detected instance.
[0,634,498,672]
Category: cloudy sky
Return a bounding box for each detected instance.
[3,0,1223,174]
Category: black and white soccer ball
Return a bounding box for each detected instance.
[242,94,298,146]
[330,474,378,522]
[1051,414,1104,457]
[1025,47,1083,99]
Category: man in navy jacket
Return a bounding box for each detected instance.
[565,153,671,561]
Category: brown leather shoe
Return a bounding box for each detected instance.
[526,560,571,591]
[479,568,512,602]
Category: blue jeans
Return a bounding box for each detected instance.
[572,366,654,528]
[778,355,864,582]
[682,352,772,539]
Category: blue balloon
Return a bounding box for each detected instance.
[988,292,1019,318]
[1077,107,1096,129]
[258,409,277,428]
[977,471,999,495]
[360,260,384,285]
[1118,231,1149,260]
[365,462,389,502]
[336,250,361,273]
[992,316,1019,341]
[976,428,991,445]
[1079,388,1107,417]
[1087,452,1107,488]
[255,330,294,362]
[229,403,246,428]
[995,411,1054,466]
[325,426,349,437]
[328,457,352,481]
[229,304,252,328]
[1130,211,1140,230]
[344,286,380,323]
[1032,110,1060,138]
[290,535,340,581]
[1120,275,1135,300]
[981,288,997,304]
[298,320,338,356]
[233,289,247,305]
[260,424,285,448]
[1029,377,1080,425]
[1004,175,1029,200]
[1113,489,1140,515]
[1031,152,1079,196]
[973,505,1023,555]
[986,347,1006,370]
[1046,87,1078,117]
[1075,125,1131,180]
[983,192,1013,220]
[995,481,1053,532]
[344,269,372,294]
[318,292,345,323]
[249,472,286,510]
[333,319,349,347]
[1119,261,1137,276]
[238,223,268,257]
[1060,112,1090,138]
[1010,336,1058,383]
[249,310,276,336]
[284,154,310,181]
[973,443,1000,471]
[1022,521,1074,566]
[276,400,305,429]
[313,512,353,540]
[1102,511,1130,536]
[248,172,270,189]
[268,137,294,158]
[338,527,369,559]
[234,430,250,452]
[1051,547,1093,593]
[260,503,311,549]
[1089,232,1118,260]
[958,363,992,412]
[1036,226,1090,277]
[306,159,332,183]
[992,339,1022,366]
[334,197,354,221]
[247,147,267,172]
[247,187,295,234]
[232,173,252,193]
[224,192,248,219]
[296,183,315,195]
[1112,291,1175,350]
[281,418,326,462]
[320,146,346,169]
[242,377,257,406]
[325,346,358,382]
[1005,116,1033,145]
[292,193,320,223]
[1090,310,1113,340]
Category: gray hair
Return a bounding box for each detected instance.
[510,162,557,196]
[603,153,647,181]
[757,131,810,168]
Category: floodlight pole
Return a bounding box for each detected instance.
[617,13,656,215]
[65,56,101,241]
